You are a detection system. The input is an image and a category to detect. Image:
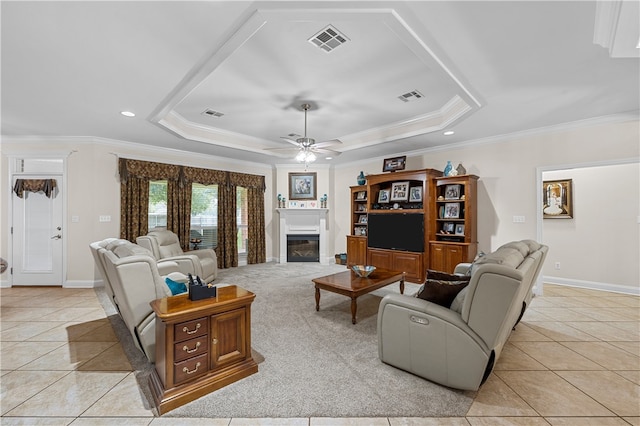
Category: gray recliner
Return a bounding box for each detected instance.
[377,240,548,391]
[91,238,187,362]
[137,229,218,283]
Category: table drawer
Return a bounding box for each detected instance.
[174,335,209,363]
[174,353,208,384]
[174,317,208,342]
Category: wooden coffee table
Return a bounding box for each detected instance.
[312,268,405,324]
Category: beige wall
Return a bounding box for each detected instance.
[2,118,638,293]
[0,138,275,286]
[333,118,639,294]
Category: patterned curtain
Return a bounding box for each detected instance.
[119,158,266,267]
[13,179,57,198]
[167,179,192,251]
[119,158,181,243]
[120,176,149,242]
[217,180,238,268]
[246,185,266,264]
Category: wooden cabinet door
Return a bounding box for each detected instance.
[368,249,393,269]
[430,243,466,273]
[210,308,246,370]
[347,236,367,266]
[393,251,423,282]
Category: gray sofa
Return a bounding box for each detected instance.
[90,238,187,362]
[377,240,548,391]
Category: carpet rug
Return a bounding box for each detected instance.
[97,262,475,418]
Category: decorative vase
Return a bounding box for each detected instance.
[443,161,453,176]
[357,171,366,185]
[456,162,467,176]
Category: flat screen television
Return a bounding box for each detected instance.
[367,213,424,253]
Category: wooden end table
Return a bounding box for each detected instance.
[149,285,258,414]
[312,268,405,324]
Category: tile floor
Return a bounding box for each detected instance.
[1,283,638,425]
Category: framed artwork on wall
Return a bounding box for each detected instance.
[543,179,573,218]
[289,172,317,200]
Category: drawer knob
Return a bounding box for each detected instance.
[182,341,201,354]
[183,362,201,375]
[183,323,201,335]
[212,338,218,345]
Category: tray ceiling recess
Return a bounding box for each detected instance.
[148,6,482,159]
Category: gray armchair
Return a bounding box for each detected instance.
[137,229,218,283]
[377,241,548,391]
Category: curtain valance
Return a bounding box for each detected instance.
[13,179,57,198]
[119,157,265,190]
[119,158,181,182]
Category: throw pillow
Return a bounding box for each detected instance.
[416,279,470,308]
[165,277,188,295]
[426,269,471,282]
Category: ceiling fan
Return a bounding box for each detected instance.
[266,103,342,163]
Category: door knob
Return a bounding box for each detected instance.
[51,234,62,240]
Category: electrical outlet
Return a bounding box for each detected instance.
[71,216,80,223]
[513,215,525,223]
[99,215,111,222]
[554,262,561,270]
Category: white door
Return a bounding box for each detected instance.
[11,175,64,286]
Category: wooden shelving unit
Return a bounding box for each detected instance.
[347,185,368,266]
[429,174,479,273]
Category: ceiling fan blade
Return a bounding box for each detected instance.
[312,147,342,155]
[280,136,302,146]
[313,139,342,148]
[264,147,300,153]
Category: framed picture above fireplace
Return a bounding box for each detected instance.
[289,172,317,200]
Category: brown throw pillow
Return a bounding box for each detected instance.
[416,279,470,308]
[426,269,471,282]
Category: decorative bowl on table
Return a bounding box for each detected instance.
[352,265,376,278]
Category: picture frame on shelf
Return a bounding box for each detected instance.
[455,224,465,235]
[543,179,573,219]
[382,155,406,172]
[289,172,317,200]
[390,181,409,201]
[442,222,455,234]
[358,215,368,224]
[378,189,390,203]
[356,204,367,212]
[356,191,366,200]
[443,202,460,218]
[409,186,423,202]
[444,184,461,200]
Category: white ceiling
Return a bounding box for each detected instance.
[2,1,639,166]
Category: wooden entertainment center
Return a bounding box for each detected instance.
[347,169,478,281]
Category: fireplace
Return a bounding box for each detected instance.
[287,234,319,262]
[276,208,328,264]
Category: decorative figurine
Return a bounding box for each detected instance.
[443,161,453,176]
[357,171,366,185]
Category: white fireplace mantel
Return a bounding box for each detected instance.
[276,208,328,264]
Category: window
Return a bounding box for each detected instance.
[148,180,167,229]
[147,181,247,255]
[191,183,218,249]
[237,187,248,255]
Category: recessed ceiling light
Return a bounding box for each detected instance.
[325,156,333,160]
[120,111,135,117]
[443,130,455,136]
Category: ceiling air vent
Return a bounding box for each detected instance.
[309,25,349,52]
[398,90,424,103]
[201,108,224,118]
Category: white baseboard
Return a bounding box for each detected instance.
[543,275,639,296]
[64,280,98,289]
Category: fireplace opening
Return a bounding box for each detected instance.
[287,234,320,262]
